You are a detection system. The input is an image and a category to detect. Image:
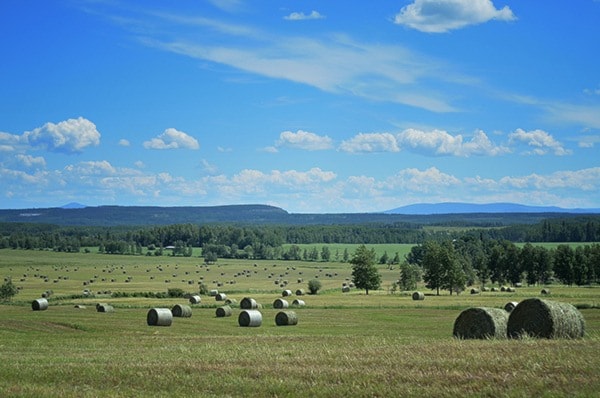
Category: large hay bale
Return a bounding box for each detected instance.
[215,293,227,301]
[342,286,350,293]
[171,304,192,318]
[507,298,585,339]
[32,298,48,311]
[295,289,305,296]
[240,297,258,310]
[97,304,114,313]
[147,308,173,326]
[275,311,298,326]
[225,298,237,306]
[189,295,202,304]
[216,305,232,317]
[96,302,108,310]
[453,307,508,339]
[412,291,425,301]
[238,310,262,327]
[470,288,480,295]
[209,289,218,297]
[292,299,305,307]
[541,288,551,295]
[504,301,519,312]
[282,289,292,297]
[273,298,289,309]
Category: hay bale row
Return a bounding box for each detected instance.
[171,304,192,318]
[147,308,173,326]
[412,291,425,301]
[275,311,298,326]
[453,307,508,339]
[507,298,584,339]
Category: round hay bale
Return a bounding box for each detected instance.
[482,287,490,292]
[453,307,508,339]
[171,304,192,318]
[225,298,237,306]
[295,289,305,296]
[74,305,86,309]
[215,293,227,301]
[275,311,298,326]
[292,299,305,307]
[342,286,350,293]
[209,289,218,297]
[507,298,585,339]
[189,295,202,304]
[541,288,551,295]
[147,308,172,326]
[97,304,114,313]
[504,301,519,312]
[505,287,515,293]
[282,289,292,297]
[238,310,262,327]
[470,288,480,295]
[32,298,48,311]
[96,302,108,310]
[216,305,232,318]
[273,298,289,309]
[240,297,258,310]
[491,287,499,292]
[412,291,425,301]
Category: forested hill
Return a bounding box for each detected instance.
[0,204,598,227]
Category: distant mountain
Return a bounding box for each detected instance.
[61,202,87,209]
[385,202,600,215]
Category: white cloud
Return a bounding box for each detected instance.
[384,167,461,192]
[508,128,571,156]
[394,0,516,33]
[284,11,325,21]
[276,130,333,151]
[143,128,199,150]
[118,139,130,147]
[0,131,27,152]
[397,128,508,156]
[15,154,46,169]
[339,133,400,153]
[498,168,600,191]
[24,117,101,154]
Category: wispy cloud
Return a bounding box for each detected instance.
[339,133,400,153]
[508,128,571,156]
[284,11,325,21]
[394,0,516,33]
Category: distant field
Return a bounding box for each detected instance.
[1,249,599,397]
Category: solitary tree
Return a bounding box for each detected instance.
[307,279,322,295]
[350,245,381,295]
[0,277,18,302]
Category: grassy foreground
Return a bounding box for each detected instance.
[1,249,600,397]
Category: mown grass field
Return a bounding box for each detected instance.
[1,248,600,397]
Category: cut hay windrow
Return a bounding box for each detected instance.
[147,308,173,326]
[453,307,508,339]
[412,291,425,301]
[275,311,298,326]
[273,298,289,309]
[507,298,585,339]
[216,305,232,318]
[31,298,48,311]
[238,310,262,327]
[504,301,519,312]
[171,304,192,318]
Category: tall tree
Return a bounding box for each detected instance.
[350,245,381,295]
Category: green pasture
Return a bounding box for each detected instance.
[1,249,600,397]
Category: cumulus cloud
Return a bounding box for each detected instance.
[0,131,28,152]
[339,133,400,153]
[15,154,46,169]
[24,117,101,154]
[394,0,516,33]
[118,139,130,147]
[398,128,508,156]
[284,11,325,21]
[143,128,199,150]
[508,128,571,156]
[384,167,461,192]
[275,130,333,151]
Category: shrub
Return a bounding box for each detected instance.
[308,279,322,295]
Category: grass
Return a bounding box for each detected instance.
[1,248,600,397]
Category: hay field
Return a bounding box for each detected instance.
[1,249,600,397]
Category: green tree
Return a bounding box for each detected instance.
[321,246,331,262]
[399,262,422,291]
[350,245,381,295]
[0,277,18,302]
[307,279,322,295]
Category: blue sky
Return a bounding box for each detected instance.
[1,0,599,213]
